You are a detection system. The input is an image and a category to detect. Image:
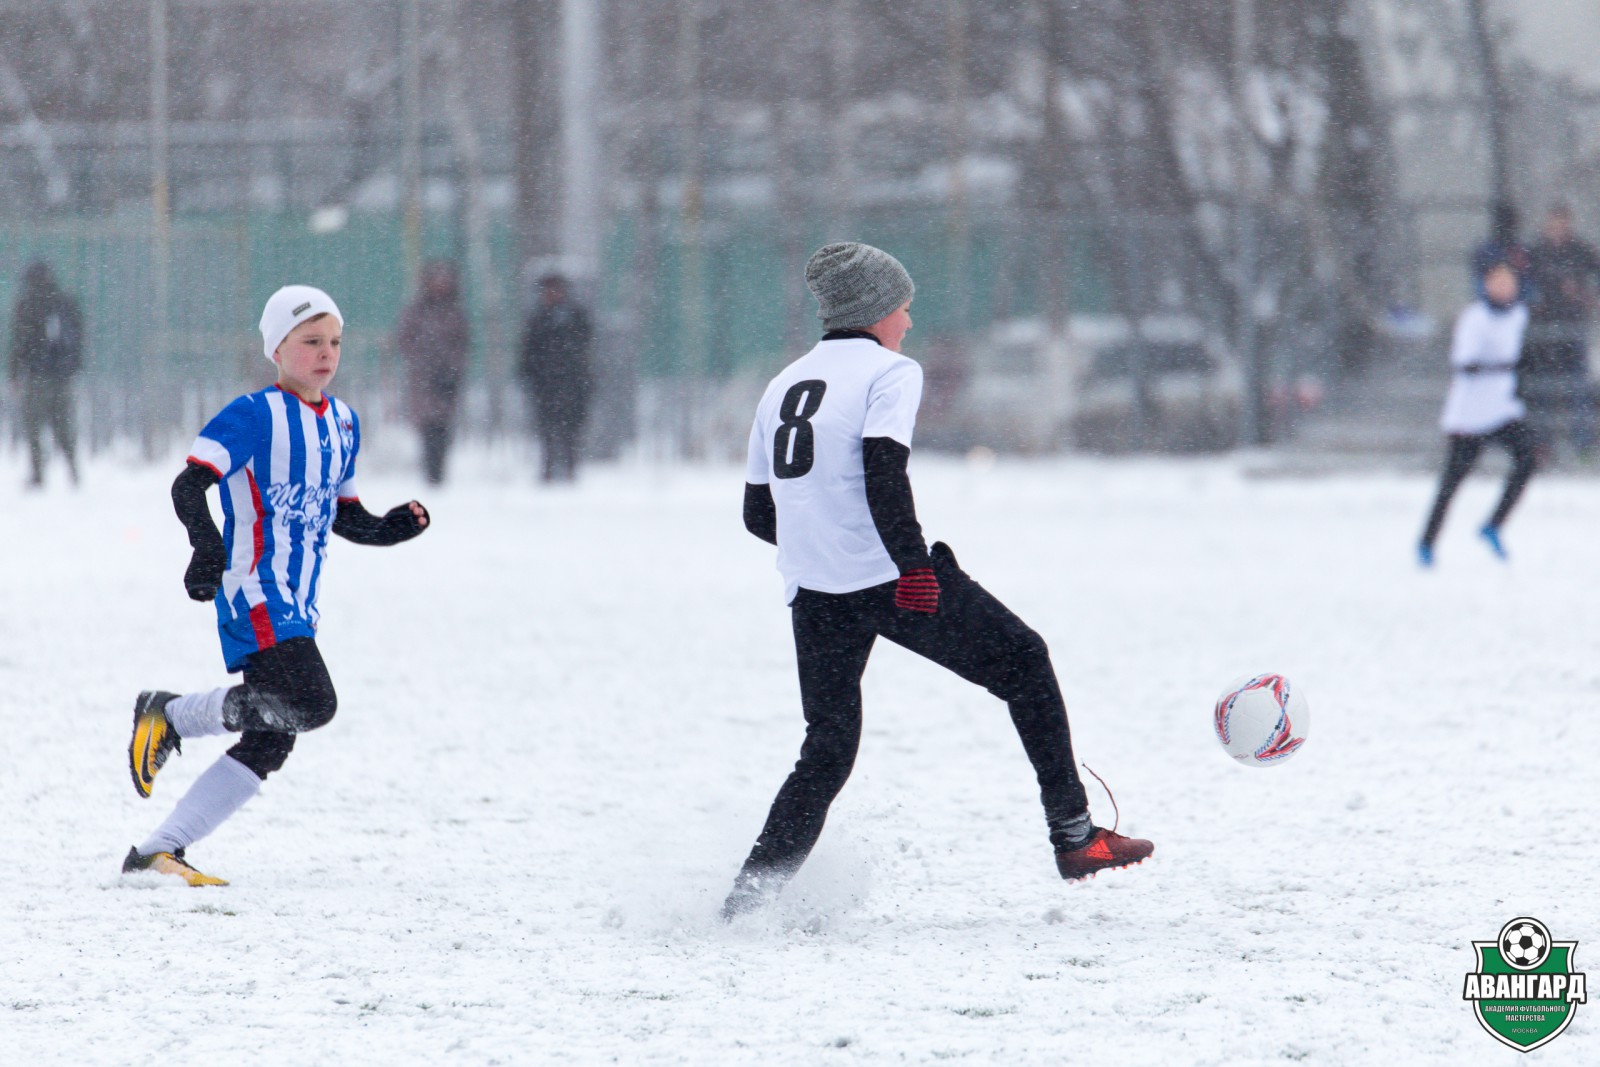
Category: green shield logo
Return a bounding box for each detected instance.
[1464,918,1588,1052]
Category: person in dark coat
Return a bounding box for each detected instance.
[1522,202,1600,455]
[397,262,472,485]
[518,273,594,483]
[9,261,83,487]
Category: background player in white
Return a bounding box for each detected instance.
[123,286,429,885]
[724,243,1153,917]
[1417,260,1538,566]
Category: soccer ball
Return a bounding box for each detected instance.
[1213,673,1308,767]
[1499,918,1551,970]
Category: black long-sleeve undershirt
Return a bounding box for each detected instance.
[172,460,421,549]
[743,437,930,574]
[332,499,425,546]
[862,436,930,573]
[743,482,778,545]
[172,462,224,551]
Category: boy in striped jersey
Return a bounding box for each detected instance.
[123,286,429,886]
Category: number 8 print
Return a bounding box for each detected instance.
[772,379,827,479]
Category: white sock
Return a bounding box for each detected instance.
[164,687,232,739]
[138,754,261,856]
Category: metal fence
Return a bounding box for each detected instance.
[3,200,1386,459]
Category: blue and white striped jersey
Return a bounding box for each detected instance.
[187,385,361,670]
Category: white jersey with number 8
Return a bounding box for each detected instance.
[746,337,924,603]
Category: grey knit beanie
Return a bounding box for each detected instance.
[804,242,915,331]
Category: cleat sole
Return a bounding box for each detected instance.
[1063,858,1148,884]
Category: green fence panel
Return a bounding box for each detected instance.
[5,206,1119,395]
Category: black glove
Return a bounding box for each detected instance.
[184,536,227,601]
[381,501,430,543]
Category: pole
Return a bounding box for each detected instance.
[440,12,507,439]
[677,0,705,457]
[1233,0,1265,446]
[512,0,560,270]
[826,0,856,235]
[945,0,971,338]
[150,0,170,454]
[1038,0,1069,337]
[1465,0,1512,206]
[402,0,424,290]
[561,0,599,273]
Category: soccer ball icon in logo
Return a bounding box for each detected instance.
[1499,918,1552,971]
[1213,673,1308,767]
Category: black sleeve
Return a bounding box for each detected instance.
[862,436,931,573]
[333,499,428,546]
[171,462,223,551]
[743,482,777,545]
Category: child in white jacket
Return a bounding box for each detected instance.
[1418,261,1536,566]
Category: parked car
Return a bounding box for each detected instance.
[940,315,1241,453]
[1069,314,1242,453]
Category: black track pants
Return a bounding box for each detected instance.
[736,542,1089,881]
[1420,420,1538,549]
[225,637,338,779]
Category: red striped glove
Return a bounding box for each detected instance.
[894,567,940,614]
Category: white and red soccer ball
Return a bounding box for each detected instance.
[1213,673,1309,767]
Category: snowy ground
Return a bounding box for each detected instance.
[2,441,1597,1065]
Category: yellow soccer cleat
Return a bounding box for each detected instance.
[128,691,181,798]
[121,847,228,887]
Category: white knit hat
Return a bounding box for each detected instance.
[259,285,344,362]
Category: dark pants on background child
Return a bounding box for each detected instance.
[21,376,78,485]
[733,543,1089,889]
[539,414,584,482]
[420,421,453,486]
[226,637,338,779]
[1420,420,1537,549]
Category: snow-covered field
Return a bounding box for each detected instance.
[3,444,1596,1065]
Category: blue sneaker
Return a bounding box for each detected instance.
[1479,526,1507,560]
[1417,543,1434,568]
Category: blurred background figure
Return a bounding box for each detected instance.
[518,272,593,483]
[397,261,471,486]
[1471,200,1531,299]
[9,261,83,488]
[1523,202,1600,457]
[1418,261,1536,567]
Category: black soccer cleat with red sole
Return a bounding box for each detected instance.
[1055,827,1154,881]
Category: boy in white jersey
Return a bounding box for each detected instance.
[123,286,429,885]
[724,243,1153,917]
[1417,261,1538,566]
